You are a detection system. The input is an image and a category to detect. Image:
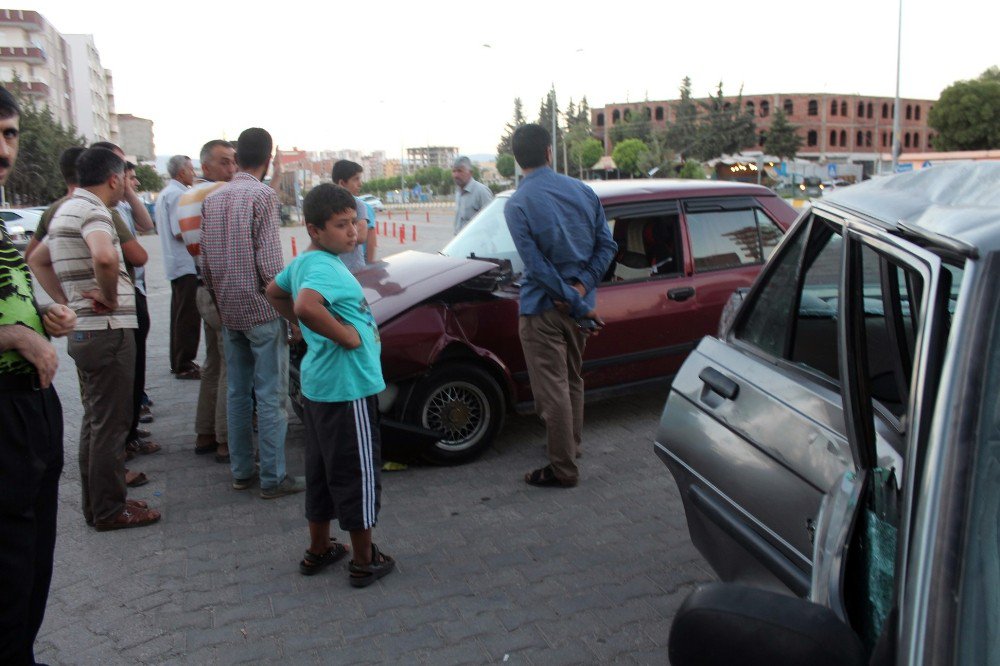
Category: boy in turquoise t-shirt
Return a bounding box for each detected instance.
[265,183,394,587]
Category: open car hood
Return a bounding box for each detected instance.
[355,250,499,322]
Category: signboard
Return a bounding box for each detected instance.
[896,163,914,173]
[827,163,838,177]
[922,160,933,168]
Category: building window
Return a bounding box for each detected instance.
[612,109,620,123]
[841,101,848,116]
[746,101,755,116]
[807,130,818,146]
[643,106,651,120]
[865,131,872,147]
[830,130,838,146]
[882,132,888,147]
[857,130,864,146]
[913,133,920,148]
[655,106,664,121]
[759,131,767,146]
[858,101,865,117]
[840,130,847,147]
[914,105,921,121]
[623,108,632,121]
[784,99,794,115]
[808,99,818,116]
[830,100,838,116]
[760,100,770,117]
[906,105,912,120]
[867,102,873,118]
[882,103,889,119]
[597,113,605,127]
[904,133,911,148]
[928,133,935,148]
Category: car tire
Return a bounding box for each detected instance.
[406,364,505,465]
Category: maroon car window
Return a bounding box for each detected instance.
[686,208,765,272]
[606,213,682,281]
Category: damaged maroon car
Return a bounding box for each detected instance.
[289,179,799,464]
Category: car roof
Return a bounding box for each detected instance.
[821,162,1000,257]
[497,178,781,204]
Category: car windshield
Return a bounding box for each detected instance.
[441,195,524,275]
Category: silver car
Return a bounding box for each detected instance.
[0,207,42,251]
[657,162,1000,664]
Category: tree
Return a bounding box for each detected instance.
[665,76,699,158]
[569,138,603,176]
[638,130,675,177]
[4,82,84,205]
[496,153,515,179]
[691,82,756,161]
[678,160,707,180]
[134,164,163,192]
[762,109,803,161]
[496,97,526,156]
[612,138,649,178]
[928,67,1000,150]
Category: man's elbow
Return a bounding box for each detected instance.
[92,249,119,272]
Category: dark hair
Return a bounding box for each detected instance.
[76,147,125,187]
[59,145,87,186]
[236,127,272,169]
[200,139,234,165]
[0,86,20,119]
[512,123,550,169]
[90,140,122,154]
[303,183,357,228]
[331,160,363,184]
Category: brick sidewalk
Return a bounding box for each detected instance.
[34,216,713,664]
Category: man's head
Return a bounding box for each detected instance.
[236,128,273,174]
[0,86,21,185]
[125,161,139,192]
[59,145,87,187]
[76,147,126,206]
[199,140,236,183]
[451,155,473,188]
[331,160,364,195]
[512,124,551,169]
[303,183,358,255]
[167,154,195,186]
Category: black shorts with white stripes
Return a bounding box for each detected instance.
[301,395,381,531]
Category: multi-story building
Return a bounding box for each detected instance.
[65,34,115,143]
[406,145,457,170]
[592,93,936,163]
[116,113,155,162]
[0,9,74,127]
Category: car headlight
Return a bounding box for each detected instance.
[7,224,25,235]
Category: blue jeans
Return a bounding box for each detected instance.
[223,319,289,489]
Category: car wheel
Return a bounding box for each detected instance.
[407,364,505,464]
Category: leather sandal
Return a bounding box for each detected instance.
[349,544,396,588]
[299,539,349,576]
[95,505,161,531]
[524,464,577,488]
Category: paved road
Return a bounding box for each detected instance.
[34,205,714,664]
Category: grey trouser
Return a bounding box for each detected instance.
[519,309,586,483]
[68,327,135,524]
[195,285,227,442]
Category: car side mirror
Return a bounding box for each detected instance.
[668,583,867,666]
[717,287,750,338]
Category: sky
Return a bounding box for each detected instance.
[29,0,1000,158]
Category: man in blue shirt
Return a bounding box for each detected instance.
[504,123,617,488]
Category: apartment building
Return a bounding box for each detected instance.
[116,113,154,162]
[65,33,115,144]
[0,8,74,127]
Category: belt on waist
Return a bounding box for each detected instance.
[0,372,41,391]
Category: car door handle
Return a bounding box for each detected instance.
[668,287,695,302]
[699,367,740,400]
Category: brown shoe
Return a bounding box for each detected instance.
[195,434,216,455]
[95,505,161,531]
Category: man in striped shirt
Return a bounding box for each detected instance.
[201,127,304,499]
[28,147,161,530]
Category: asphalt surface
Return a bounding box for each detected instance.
[34,204,714,664]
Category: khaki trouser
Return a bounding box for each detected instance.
[519,309,586,483]
[67,327,135,524]
[195,285,227,443]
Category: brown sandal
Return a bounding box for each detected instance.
[524,464,577,488]
[126,438,162,455]
[95,505,161,531]
[125,470,149,487]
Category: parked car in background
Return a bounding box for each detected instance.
[0,207,43,251]
[360,194,385,211]
[658,162,1000,664]
[290,179,798,464]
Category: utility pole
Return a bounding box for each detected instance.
[891,0,903,174]
[550,85,558,173]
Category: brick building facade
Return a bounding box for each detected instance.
[592,92,937,160]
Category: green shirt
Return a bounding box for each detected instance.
[0,225,46,375]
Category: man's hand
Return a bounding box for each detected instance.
[289,322,303,343]
[42,304,76,337]
[577,312,605,337]
[80,289,118,314]
[15,330,59,388]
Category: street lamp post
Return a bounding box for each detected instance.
[549,85,558,173]
[891,0,903,173]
